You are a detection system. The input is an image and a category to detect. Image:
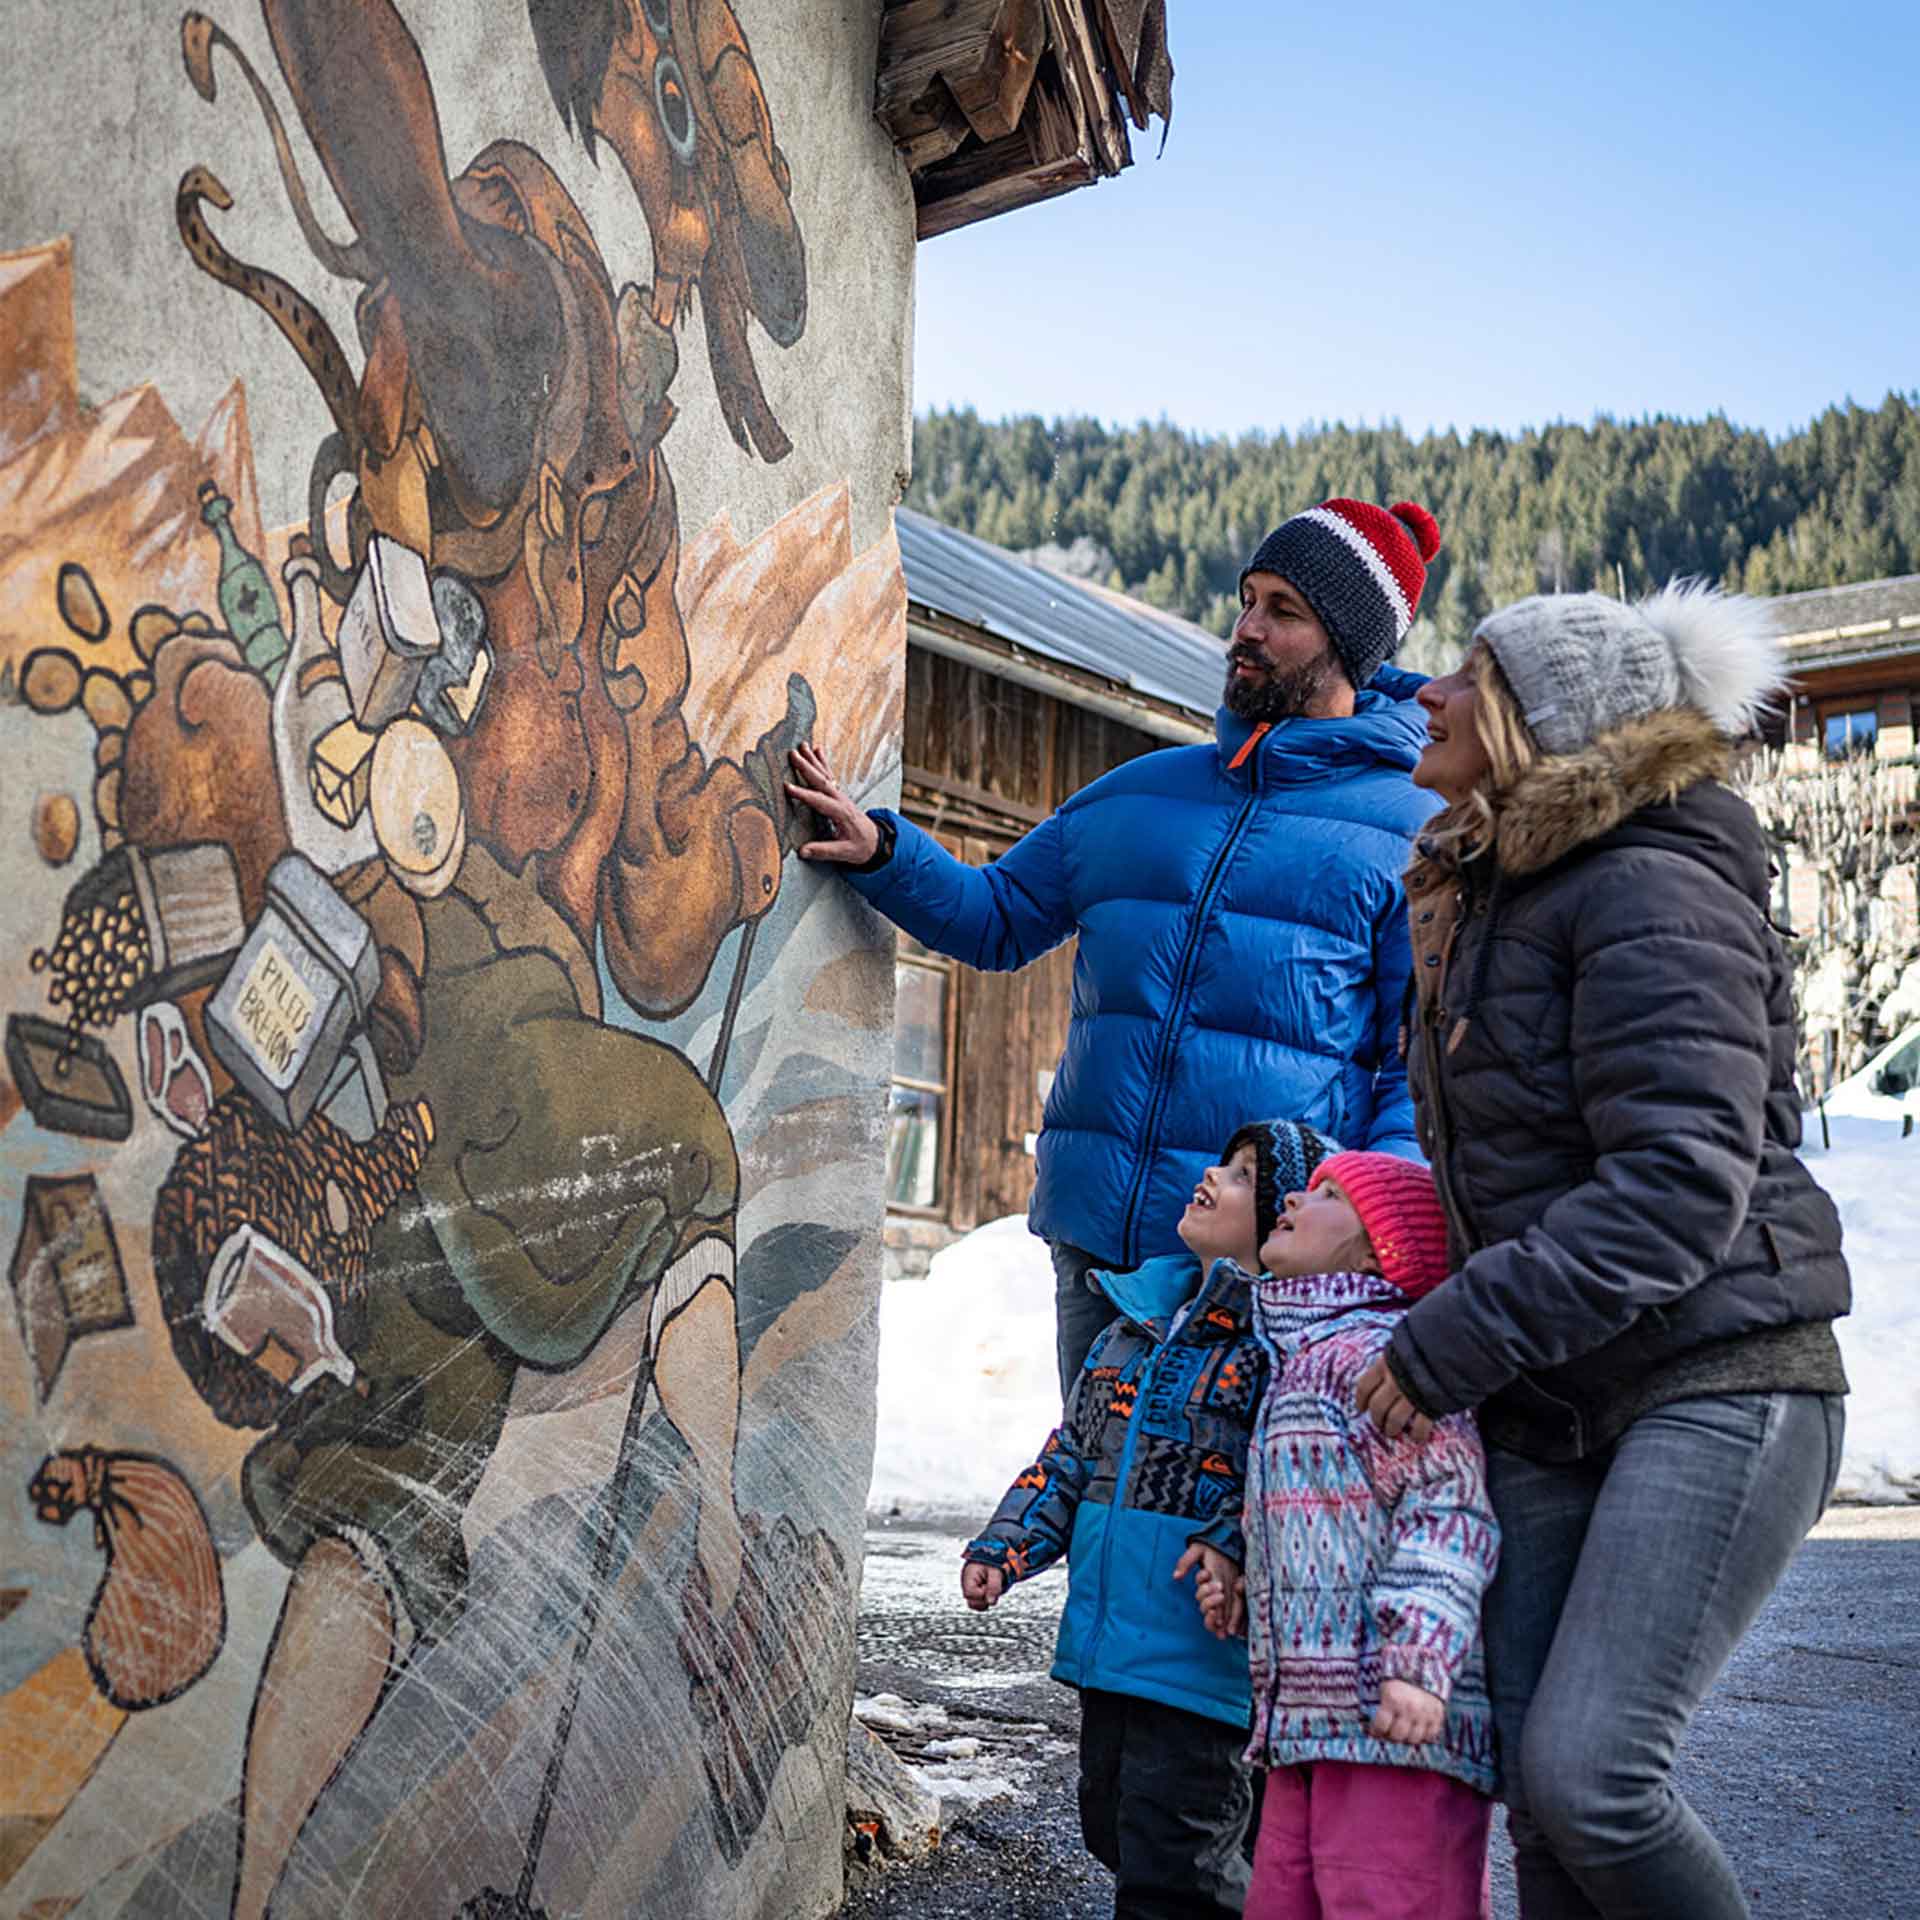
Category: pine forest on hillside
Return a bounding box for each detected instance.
[907,397,1920,660]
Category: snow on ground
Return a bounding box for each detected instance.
[1802,1113,1920,1502]
[853,1693,1066,1810]
[867,1216,1063,1523]
[869,1123,1920,1518]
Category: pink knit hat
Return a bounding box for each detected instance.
[1309,1152,1452,1298]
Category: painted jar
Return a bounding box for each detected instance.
[204,852,381,1132]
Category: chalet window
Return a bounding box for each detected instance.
[886,940,953,1212]
[1824,707,1878,759]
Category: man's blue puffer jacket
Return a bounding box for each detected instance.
[847,668,1439,1267]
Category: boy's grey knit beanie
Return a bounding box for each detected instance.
[1475,581,1788,757]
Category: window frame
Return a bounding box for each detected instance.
[885,941,958,1218]
[1822,704,1879,761]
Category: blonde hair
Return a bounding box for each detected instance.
[1419,643,1540,864]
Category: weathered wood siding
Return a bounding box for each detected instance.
[898,645,1167,1228]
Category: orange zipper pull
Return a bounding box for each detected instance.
[1227,721,1271,771]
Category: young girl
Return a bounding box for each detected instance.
[1357,584,1847,1918]
[1206,1151,1500,1919]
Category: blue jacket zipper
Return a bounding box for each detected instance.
[1116,756,1264,1265]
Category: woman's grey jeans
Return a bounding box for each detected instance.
[1486,1390,1845,1919]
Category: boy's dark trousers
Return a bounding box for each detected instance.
[1078,1687,1253,1917]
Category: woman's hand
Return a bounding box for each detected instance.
[1355,1355,1435,1445]
[1372,1678,1445,1746]
[786,742,880,865]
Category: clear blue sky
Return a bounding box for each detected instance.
[912,0,1919,441]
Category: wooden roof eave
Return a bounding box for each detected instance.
[876,0,1172,241]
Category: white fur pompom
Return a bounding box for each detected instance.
[1635,579,1786,738]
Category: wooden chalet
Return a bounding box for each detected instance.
[1765,574,1920,769]
[882,510,1223,1276]
[1759,574,1920,944]
[1741,575,1920,1091]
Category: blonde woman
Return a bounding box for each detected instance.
[1352,586,1849,1918]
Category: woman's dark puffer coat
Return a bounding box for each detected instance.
[1387,707,1849,1462]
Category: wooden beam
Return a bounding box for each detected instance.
[913,51,1093,237]
[914,139,1094,238]
[1094,0,1151,128]
[948,0,1046,142]
[878,1,1044,148]
[1092,0,1173,131]
[889,71,973,172]
[1042,0,1131,176]
[878,0,1005,117]
[905,763,1050,828]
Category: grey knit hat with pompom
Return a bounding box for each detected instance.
[1476,581,1787,756]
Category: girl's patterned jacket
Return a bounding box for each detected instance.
[964,1252,1267,1729]
[1245,1266,1499,1794]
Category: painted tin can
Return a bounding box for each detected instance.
[204,852,381,1132]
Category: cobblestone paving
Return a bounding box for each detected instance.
[846,1518,1920,1918]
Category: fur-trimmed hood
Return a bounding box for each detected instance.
[1490,705,1736,879]
[1412,704,1753,894]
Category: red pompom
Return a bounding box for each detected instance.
[1390,501,1441,562]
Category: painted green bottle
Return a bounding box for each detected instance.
[198,480,288,687]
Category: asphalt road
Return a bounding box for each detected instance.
[845,1509,1920,1918]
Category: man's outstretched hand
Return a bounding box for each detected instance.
[786,742,880,865]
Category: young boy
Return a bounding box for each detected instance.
[962,1120,1337,1919]
[1204,1151,1499,1920]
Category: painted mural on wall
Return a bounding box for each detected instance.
[0,4,904,1916]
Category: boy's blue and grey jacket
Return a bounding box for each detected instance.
[965,1253,1268,1728]
[845,679,1439,1269]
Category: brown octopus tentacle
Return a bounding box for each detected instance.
[176,165,362,452]
[180,10,371,284]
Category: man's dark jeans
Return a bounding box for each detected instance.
[1079,1687,1253,1917]
[1485,1391,1844,1918]
[1050,1238,1116,1402]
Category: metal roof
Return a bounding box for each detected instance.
[1767,574,1920,646]
[896,508,1225,719]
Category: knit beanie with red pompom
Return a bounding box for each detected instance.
[1309,1151,1452,1299]
[1239,498,1442,690]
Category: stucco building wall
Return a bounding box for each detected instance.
[0,4,913,1915]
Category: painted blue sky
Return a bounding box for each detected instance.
[911,1,1920,439]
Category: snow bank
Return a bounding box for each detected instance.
[866,1216,1062,1522]
[853,1694,1061,1812]
[1803,1114,1920,1503]
[869,1116,1920,1517]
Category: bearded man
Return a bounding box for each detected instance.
[789,500,1442,1395]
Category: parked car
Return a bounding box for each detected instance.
[1818,1022,1920,1126]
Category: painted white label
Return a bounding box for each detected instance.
[229,937,317,1087]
